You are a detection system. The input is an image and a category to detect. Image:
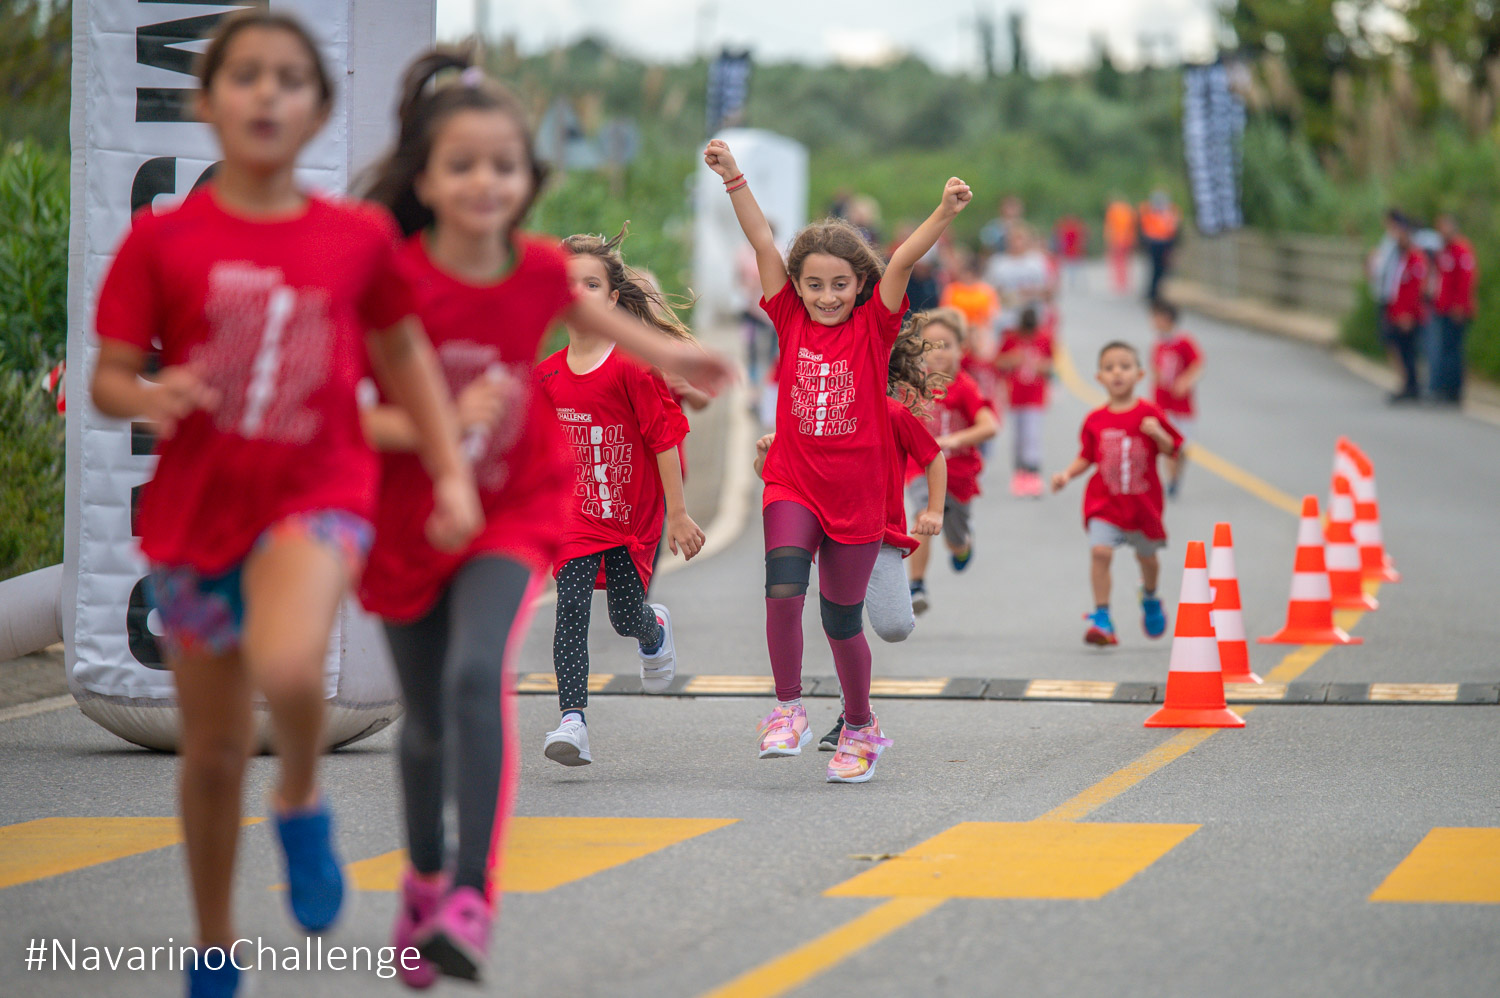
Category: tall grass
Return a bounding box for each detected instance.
[0,140,68,377]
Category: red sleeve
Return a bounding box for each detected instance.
[760,280,802,335]
[891,403,941,468]
[626,363,688,454]
[956,376,993,419]
[94,211,161,351]
[358,208,415,330]
[866,280,909,346]
[1179,336,1202,367]
[1459,245,1478,308]
[1079,413,1099,465]
[1039,333,1055,359]
[1148,403,1185,454]
[998,333,1019,355]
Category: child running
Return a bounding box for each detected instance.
[994,305,1055,498]
[88,14,482,998]
[1051,341,1183,646]
[536,229,713,768]
[753,327,948,749]
[1147,299,1203,499]
[905,308,999,616]
[705,136,970,783]
[355,52,730,985]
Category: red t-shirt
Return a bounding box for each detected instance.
[884,395,941,555]
[536,345,688,590]
[1077,400,1182,540]
[960,350,1003,413]
[919,371,994,504]
[999,329,1054,409]
[1387,249,1428,325]
[759,280,906,544]
[359,234,576,621]
[94,188,412,574]
[1435,237,1477,316]
[1151,333,1202,417]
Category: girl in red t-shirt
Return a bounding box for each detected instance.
[903,309,999,615]
[88,15,483,997]
[994,305,1056,497]
[536,229,709,771]
[705,137,971,783]
[355,55,731,987]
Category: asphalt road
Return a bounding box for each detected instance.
[3,265,1498,998]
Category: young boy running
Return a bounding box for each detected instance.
[1052,341,1182,646]
[1148,299,1203,499]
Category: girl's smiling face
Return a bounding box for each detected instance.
[796,252,864,326]
[567,254,618,308]
[415,109,534,243]
[923,322,961,376]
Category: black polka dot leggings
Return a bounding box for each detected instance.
[553,546,663,712]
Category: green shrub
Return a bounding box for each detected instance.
[0,140,69,377]
[0,372,63,580]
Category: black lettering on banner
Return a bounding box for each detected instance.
[130,422,156,456]
[135,2,259,123]
[127,578,167,669]
[130,157,220,215]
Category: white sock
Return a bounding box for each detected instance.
[778,697,801,709]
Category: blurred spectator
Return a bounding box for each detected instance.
[980,194,1025,254]
[1104,197,1136,293]
[1383,213,1427,404]
[1053,215,1087,289]
[983,223,1051,330]
[1430,214,1476,404]
[1138,190,1180,302]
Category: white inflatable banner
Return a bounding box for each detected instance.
[65,0,433,749]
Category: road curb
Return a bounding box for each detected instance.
[511,673,1500,706]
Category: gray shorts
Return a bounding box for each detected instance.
[906,478,972,549]
[1087,518,1165,557]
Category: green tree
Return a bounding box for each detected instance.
[0,0,72,148]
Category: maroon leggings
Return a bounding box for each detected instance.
[763,500,880,727]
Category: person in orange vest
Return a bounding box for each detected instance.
[1103,198,1136,294]
[1138,190,1180,302]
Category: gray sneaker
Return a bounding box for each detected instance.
[543,714,592,766]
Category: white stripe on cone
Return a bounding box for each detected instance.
[1209,547,1236,581]
[1289,572,1332,600]
[1179,565,1211,605]
[1168,636,1221,673]
[1296,516,1323,546]
[1326,544,1361,570]
[1210,609,1246,641]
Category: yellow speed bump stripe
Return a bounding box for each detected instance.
[868,678,948,697]
[516,672,615,693]
[346,817,735,893]
[1370,828,1500,904]
[683,675,777,695]
[1025,679,1116,700]
[0,817,261,891]
[1368,683,1459,702]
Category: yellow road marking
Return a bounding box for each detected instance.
[1025,679,1117,700]
[1368,683,1458,703]
[1052,341,1300,516]
[516,673,615,693]
[826,821,1199,899]
[867,678,948,697]
[1035,728,1222,822]
[0,817,262,891]
[696,897,944,998]
[1370,828,1500,904]
[683,675,777,695]
[345,817,735,893]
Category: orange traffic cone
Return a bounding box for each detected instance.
[1209,523,1261,683]
[1146,541,1245,728]
[1259,496,1362,645]
[1341,442,1400,583]
[1326,475,1378,610]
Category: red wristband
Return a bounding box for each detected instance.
[725,180,748,194]
[722,173,744,187]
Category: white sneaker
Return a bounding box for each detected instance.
[543,714,591,766]
[639,603,675,693]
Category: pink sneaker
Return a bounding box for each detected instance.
[419,885,492,982]
[1025,471,1046,498]
[826,718,893,783]
[757,702,811,758]
[392,869,447,989]
[1009,470,1027,496]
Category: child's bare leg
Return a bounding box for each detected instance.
[241,533,347,811]
[1137,552,1161,593]
[909,533,933,584]
[1090,545,1113,606]
[173,649,255,947]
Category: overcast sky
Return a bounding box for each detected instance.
[436,1,1229,74]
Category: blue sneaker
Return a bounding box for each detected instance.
[186,948,239,997]
[275,796,345,933]
[950,546,973,573]
[1084,608,1118,646]
[1140,590,1168,639]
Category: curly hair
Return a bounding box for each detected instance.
[906,307,968,345]
[888,325,946,415]
[358,47,545,238]
[563,226,695,341]
[784,218,886,305]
